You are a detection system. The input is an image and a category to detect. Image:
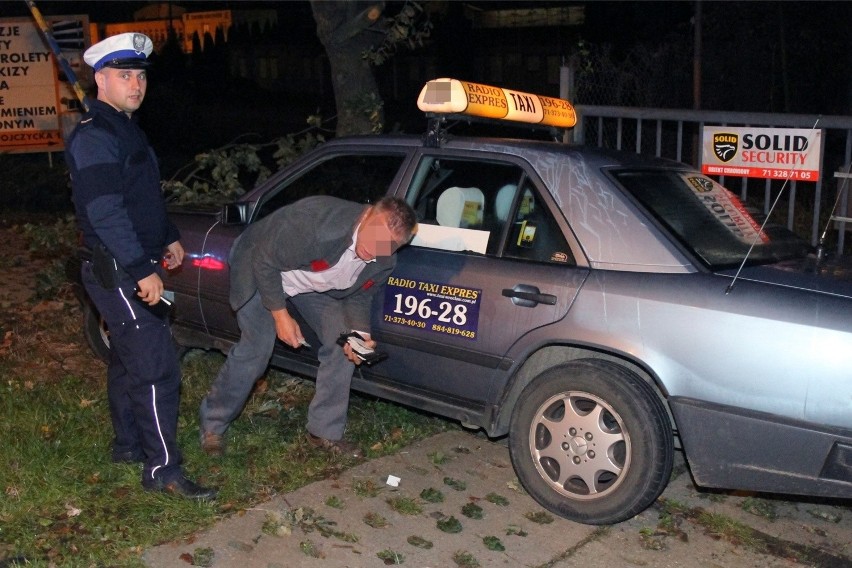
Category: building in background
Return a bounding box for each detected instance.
[89,3,275,55]
[83,2,585,102]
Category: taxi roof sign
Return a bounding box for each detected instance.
[417,78,577,129]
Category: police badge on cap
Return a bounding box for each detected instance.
[84,33,154,72]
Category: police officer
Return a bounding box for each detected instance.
[66,33,216,500]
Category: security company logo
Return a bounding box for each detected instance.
[686,176,714,193]
[713,133,738,162]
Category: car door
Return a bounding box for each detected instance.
[192,147,414,347]
[366,152,589,412]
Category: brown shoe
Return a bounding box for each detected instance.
[306,432,363,458]
[201,431,224,457]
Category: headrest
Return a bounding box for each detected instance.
[436,187,484,228]
[494,184,517,221]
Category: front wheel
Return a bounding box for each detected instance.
[508,359,673,525]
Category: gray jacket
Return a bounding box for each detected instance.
[228,196,395,332]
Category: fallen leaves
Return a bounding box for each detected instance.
[0,330,12,353]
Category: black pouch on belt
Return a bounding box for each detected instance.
[91,243,129,290]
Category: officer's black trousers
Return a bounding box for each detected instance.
[81,262,183,484]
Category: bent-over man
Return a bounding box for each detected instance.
[199,195,417,457]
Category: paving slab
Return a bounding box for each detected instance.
[144,431,852,568]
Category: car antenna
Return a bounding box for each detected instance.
[814,161,852,267]
[725,117,821,295]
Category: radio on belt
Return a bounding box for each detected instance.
[336,331,388,365]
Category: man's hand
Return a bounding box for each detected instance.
[164,241,185,270]
[342,333,377,366]
[136,273,164,305]
[271,308,304,348]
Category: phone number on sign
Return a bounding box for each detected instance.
[383,315,426,328]
[760,169,815,180]
[431,324,476,339]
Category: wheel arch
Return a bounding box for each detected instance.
[491,343,675,438]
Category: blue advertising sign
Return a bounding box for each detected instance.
[382,276,481,340]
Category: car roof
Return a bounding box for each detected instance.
[321,133,688,170]
[318,133,696,273]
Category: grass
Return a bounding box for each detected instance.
[386,496,422,516]
[0,227,452,567]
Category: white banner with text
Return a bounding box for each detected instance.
[702,126,822,182]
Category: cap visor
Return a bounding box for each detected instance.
[101,58,151,70]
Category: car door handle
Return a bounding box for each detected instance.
[502,284,557,307]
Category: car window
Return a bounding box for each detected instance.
[406,156,573,265]
[502,178,574,264]
[254,153,407,220]
[613,170,811,269]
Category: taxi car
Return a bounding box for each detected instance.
[80,79,852,524]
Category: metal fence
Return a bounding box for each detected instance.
[571,106,852,255]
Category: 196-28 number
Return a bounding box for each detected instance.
[390,294,468,325]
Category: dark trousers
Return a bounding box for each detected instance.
[200,291,355,441]
[82,262,183,484]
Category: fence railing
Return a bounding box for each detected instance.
[572,106,852,255]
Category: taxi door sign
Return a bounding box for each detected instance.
[702,126,822,182]
[0,16,86,153]
[383,276,481,340]
[417,78,577,129]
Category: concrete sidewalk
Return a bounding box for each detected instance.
[144,431,852,567]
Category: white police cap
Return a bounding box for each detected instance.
[84,33,153,72]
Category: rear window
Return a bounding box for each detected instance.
[613,170,811,269]
[254,153,407,220]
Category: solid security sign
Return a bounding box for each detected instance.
[702,126,822,182]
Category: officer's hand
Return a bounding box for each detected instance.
[137,273,164,305]
[343,335,376,366]
[164,241,185,270]
[271,308,304,348]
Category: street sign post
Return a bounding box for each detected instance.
[0,14,89,154]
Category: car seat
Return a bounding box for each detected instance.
[436,186,484,228]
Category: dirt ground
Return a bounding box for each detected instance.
[0,223,47,306]
[0,222,98,379]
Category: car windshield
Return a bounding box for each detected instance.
[612,169,812,270]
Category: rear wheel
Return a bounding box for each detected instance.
[82,301,188,363]
[508,359,673,525]
[83,301,110,363]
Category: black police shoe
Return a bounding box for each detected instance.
[143,475,217,500]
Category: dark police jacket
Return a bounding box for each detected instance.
[66,98,179,283]
[228,196,396,333]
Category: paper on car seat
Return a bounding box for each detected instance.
[411,223,489,254]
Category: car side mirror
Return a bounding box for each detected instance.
[222,203,248,225]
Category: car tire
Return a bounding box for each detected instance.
[82,301,188,363]
[83,301,111,363]
[508,358,673,525]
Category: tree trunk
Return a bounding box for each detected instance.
[310,1,386,136]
